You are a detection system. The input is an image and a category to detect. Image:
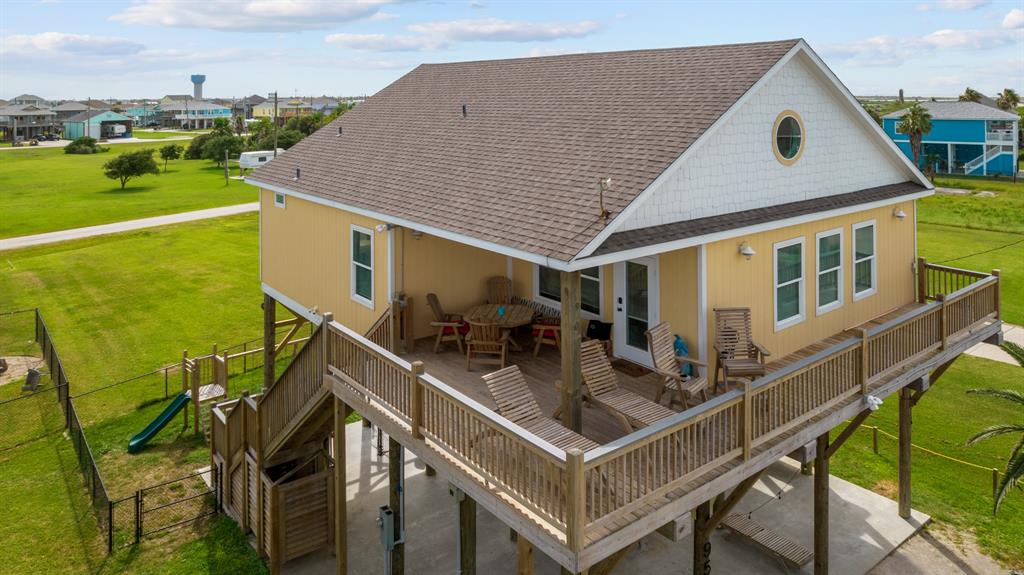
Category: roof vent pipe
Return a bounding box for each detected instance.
[294,168,300,181]
[337,126,343,136]
[461,104,467,118]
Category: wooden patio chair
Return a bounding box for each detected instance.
[486,276,512,305]
[466,321,509,371]
[426,292,468,354]
[482,365,598,452]
[579,339,676,433]
[713,307,771,394]
[645,322,709,409]
[531,317,561,357]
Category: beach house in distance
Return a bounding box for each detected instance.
[883,101,1019,177]
[213,39,1002,575]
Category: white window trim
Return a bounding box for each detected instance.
[852,220,877,301]
[815,227,844,316]
[532,264,603,320]
[773,237,805,332]
[350,224,374,310]
[273,192,286,208]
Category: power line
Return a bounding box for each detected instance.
[933,235,1024,264]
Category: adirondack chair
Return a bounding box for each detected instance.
[645,322,709,409]
[531,317,561,357]
[0,358,7,375]
[466,321,509,371]
[579,339,676,433]
[713,307,771,393]
[486,276,512,305]
[426,293,468,353]
[482,365,598,452]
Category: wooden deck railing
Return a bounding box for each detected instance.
[308,263,1000,559]
[258,324,325,452]
[918,258,991,303]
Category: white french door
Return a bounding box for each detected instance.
[613,256,659,366]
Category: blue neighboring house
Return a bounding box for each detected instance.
[882,101,1018,177]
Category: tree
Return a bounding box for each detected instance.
[959,87,983,103]
[234,114,245,136]
[923,152,942,181]
[253,128,303,151]
[325,101,349,122]
[996,88,1020,111]
[284,112,324,137]
[185,133,212,159]
[965,388,1024,514]
[896,103,932,168]
[211,117,234,138]
[201,134,244,166]
[103,149,159,189]
[159,144,183,172]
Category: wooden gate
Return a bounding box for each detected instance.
[263,469,334,571]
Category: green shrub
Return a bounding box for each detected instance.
[64,136,103,154]
[185,133,212,159]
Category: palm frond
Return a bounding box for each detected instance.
[966,388,1024,406]
[965,423,1024,447]
[994,449,1024,514]
[1001,341,1024,367]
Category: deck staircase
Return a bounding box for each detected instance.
[962,145,1001,175]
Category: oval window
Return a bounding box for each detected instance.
[773,111,804,165]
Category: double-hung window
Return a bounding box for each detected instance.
[351,225,373,308]
[535,265,602,317]
[853,221,876,299]
[815,228,843,315]
[774,237,805,330]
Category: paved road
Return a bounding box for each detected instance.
[0,135,194,152]
[0,203,258,251]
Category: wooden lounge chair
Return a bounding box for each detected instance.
[721,514,812,568]
[713,307,771,393]
[579,339,677,433]
[645,322,709,409]
[486,276,512,305]
[482,365,598,452]
[426,293,467,354]
[466,321,509,371]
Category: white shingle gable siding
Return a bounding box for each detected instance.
[619,53,910,232]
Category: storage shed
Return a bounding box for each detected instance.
[63,110,133,140]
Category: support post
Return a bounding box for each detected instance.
[565,448,586,553]
[263,293,276,391]
[559,270,583,434]
[516,533,533,575]
[937,293,947,350]
[814,432,829,575]
[389,438,404,575]
[334,397,347,575]
[917,257,928,303]
[693,500,712,575]
[459,492,477,575]
[409,361,424,440]
[992,269,1001,320]
[742,380,752,460]
[859,328,870,395]
[898,387,912,519]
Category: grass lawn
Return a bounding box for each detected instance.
[831,356,1024,568]
[0,214,267,573]
[0,142,255,239]
[920,174,1024,234]
[132,131,197,140]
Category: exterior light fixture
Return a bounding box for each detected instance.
[892,207,907,220]
[738,241,756,260]
[410,229,424,239]
[375,223,394,233]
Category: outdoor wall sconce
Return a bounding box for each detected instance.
[892,207,907,220]
[375,223,395,233]
[738,241,756,260]
[410,229,424,239]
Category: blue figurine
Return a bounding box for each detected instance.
[674,334,693,377]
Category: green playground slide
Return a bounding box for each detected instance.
[128,392,190,454]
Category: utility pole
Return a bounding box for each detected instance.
[269,91,279,157]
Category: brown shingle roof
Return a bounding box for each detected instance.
[592,182,927,256]
[249,39,800,261]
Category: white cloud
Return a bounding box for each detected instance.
[110,0,399,32]
[405,18,599,43]
[1003,8,1024,29]
[822,26,1020,67]
[1,32,145,57]
[327,17,600,52]
[916,0,990,11]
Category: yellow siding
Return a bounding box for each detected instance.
[398,230,507,339]
[260,189,389,333]
[658,247,700,356]
[704,201,916,358]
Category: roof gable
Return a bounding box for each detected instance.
[248,39,800,263]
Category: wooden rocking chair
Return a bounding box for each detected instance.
[645,322,709,409]
[483,366,598,452]
[486,276,512,305]
[427,293,467,353]
[713,307,771,393]
[466,321,509,371]
[579,339,676,433]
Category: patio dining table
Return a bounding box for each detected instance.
[463,304,536,351]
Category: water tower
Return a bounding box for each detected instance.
[191,74,206,100]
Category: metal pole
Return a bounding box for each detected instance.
[272,91,279,157]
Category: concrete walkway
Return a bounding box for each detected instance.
[0,202,258,251]
[285,423,929,575]
[965,323,1023,365]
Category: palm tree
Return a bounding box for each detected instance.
[996,88,1020,111]
[959,87,983,103]
[897,103,932,168]
[965,389,1024,514]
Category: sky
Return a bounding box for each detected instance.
[1,0,1022,102]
